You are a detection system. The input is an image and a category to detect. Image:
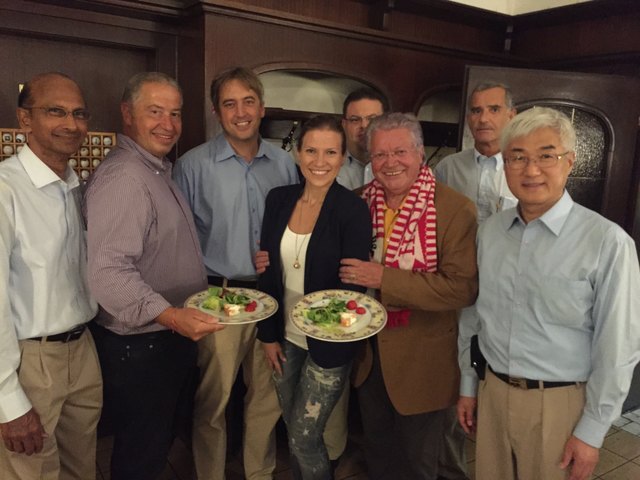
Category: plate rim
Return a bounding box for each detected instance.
[184,287,279,325]
[289,289,387,342]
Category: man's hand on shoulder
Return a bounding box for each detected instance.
[560,435,599,480]
[0,408,47,455]
[157,307,225,341]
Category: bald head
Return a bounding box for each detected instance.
[18,72,84,109]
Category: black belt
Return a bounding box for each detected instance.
[29,324,87,343]
[208,275,257,289]
[489,365,578,390]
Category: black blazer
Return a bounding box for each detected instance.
[257,181,372,368]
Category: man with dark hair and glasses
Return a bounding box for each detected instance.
[457,107,640,480]
[0,72,103,479]
[337,87,390,189]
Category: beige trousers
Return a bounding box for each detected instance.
[475,369,586,480]
[0,330,103,480]
[192,323,281,480]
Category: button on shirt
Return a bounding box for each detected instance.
[0,145,97,422]
[84,134,207,335]
[434,148,516,223]
[458,191,640,447]
[173,134,298,280]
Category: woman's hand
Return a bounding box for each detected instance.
[262,341,286,376]
[339,258,384,289]
[255,250,270,274]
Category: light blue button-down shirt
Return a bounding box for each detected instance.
[434,148,517,223]
[173,134,298,280]
[458,191,640,447]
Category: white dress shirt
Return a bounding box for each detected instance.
[0,145,97,422]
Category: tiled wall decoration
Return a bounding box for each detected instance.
[0,129,116,180]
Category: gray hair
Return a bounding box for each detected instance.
[468,82,514,110]
[121,72,182,105]
[500,107,576,152]
[366,112,424,152]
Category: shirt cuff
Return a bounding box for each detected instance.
[460,373,479,398]
[144,295,173,326]
[572,413,610,448]
[0,384,32,423]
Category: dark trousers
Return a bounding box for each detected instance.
[91,324,197,480]
[358,346,446,480]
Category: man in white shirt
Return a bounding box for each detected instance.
[337,88,389,190]
[435,82,517,224]
[0,72,102,479]
[433,82,516,480]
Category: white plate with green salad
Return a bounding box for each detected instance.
[290,289,387,342]
[184,286,278,325]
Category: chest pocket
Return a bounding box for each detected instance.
[537,277,593,328]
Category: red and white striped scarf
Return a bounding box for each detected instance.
[362,165,438,327]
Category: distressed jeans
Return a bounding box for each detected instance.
[274,340,351,480]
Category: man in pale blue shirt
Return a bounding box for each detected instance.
[173,67,297,480]
[435,82,517,224]
[337,88,389,190]
[457,107,640,480]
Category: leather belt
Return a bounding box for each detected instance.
[29,324,87,343]
[489,365,578,390]
[208,275,257,289]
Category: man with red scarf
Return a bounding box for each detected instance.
[340,112,478,480]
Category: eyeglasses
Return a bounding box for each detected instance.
[369,148,414,163]
[345,114,379,125]
[504,151,571,170]
[23,106,92,121]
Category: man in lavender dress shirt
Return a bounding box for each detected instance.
[84,72,224,480]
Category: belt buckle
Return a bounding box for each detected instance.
[508,376,528,389]
[62,325,84,343]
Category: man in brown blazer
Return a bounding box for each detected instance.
[340,112,478,480]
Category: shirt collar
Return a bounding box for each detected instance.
[504,190,573,236]
[116,134,171,172]
[18,144,79,190]
[213,133,268,163]
[474,148,504,170]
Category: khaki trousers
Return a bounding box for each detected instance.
[0,330,102,480]
[192,323,280,480]
[475,369,586,480]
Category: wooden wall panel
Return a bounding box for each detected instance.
[0,33,152,131]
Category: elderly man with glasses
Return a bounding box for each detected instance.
[340,112,478,480]
[0,72,102,479]
[457,107,640,480]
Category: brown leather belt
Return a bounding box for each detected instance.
[29,324,87,343]
[489,365,577,390]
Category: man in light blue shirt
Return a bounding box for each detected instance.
[457,107,640,480]
[435,82,517,223]
[173,67,297,480]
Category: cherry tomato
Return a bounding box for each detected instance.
[245,301,257,312]
[346,300,358,310]
[356,307,366,315]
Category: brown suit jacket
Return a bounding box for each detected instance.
[352,182,478,415]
